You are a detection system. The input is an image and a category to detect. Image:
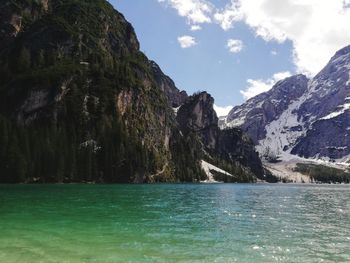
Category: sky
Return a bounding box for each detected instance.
[111,0,350,116]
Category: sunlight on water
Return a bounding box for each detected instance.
[0,184,349,262]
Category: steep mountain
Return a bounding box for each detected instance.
[177,92,266,182]
[0,0,175,183]
[224,45,350,163]
[291,47,350,159]
[177,92,219,150]
[223,75,309,144]
[0,0,264,183]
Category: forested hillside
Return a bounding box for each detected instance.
[0,0,264,183]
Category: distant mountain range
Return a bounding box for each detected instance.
[222,45,350,164]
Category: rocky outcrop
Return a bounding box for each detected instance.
[291,111,350,159]
[177,92,219,149]
[177,92,264,179]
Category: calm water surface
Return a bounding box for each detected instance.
[0,184,349,263]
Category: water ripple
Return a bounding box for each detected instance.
[0,184,349,262]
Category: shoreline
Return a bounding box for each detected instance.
[1,181,349,185]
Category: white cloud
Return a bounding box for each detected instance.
[178,35,197,48]
[240,71,291,100]
[214,104,233,117]
[158,0,213,24]
[271,50,278,56]
[227,39,243,53]
[214,2,242,30]
[214,0,350,75]
[190,25,202,31]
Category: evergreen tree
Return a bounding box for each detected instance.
[16,46,31,72]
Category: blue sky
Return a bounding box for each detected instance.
[110,0,350,115]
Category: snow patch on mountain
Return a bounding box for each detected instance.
[320,103,350,120]
[201,160,230,183]
[256,94,308,160]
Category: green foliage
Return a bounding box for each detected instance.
[261,169,279,183]
[170,133,207,182]
[0,116,27,183]
[210,170,241,183]
[294,163,350,183]
[0,113,157,183]
[0,49,179,183]
[15,46,31,73]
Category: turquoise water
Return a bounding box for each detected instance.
[0,184,349,263]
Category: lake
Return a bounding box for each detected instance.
[0,184,349,262]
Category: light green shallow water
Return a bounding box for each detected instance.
[0,184,349,263]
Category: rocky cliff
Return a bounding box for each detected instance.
[0,0,193,183]
[177,92,219,149]
[224,75,309,144]
[177,92,265,181]
[291,46,350,159]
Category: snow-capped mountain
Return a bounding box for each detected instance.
[223,45,350,161]
[222,74,308,144]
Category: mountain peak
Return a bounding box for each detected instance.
[177,91,218,135]
[224,73,308,143]
[332,45,350,60]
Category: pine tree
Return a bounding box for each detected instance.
[16,46,31,72]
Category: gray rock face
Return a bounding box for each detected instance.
[298,46,350,122]
[177,92,219,149]
[225,75,308,144]
[225,45,350,160]
[150,61,188,107]
[292,112,350,159]
[177,92,264,178]
[291,45,350,158]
